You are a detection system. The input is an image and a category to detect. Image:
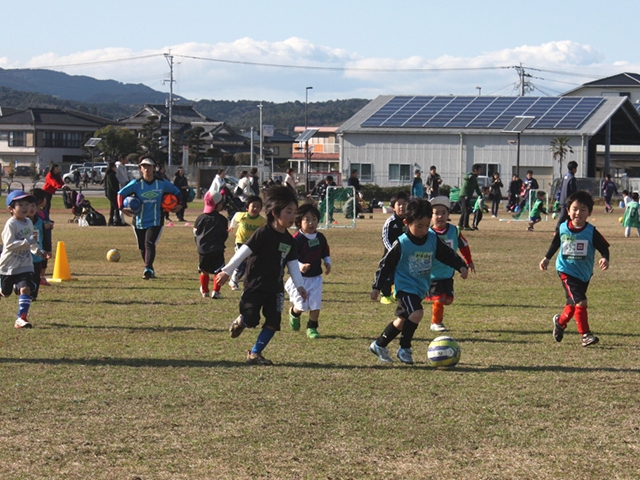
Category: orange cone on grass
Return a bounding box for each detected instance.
[47,241,78,282]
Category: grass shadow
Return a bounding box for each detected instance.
[44,322,227,333]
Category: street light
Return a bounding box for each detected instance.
[305,87,313,192]
[476,86,481,96]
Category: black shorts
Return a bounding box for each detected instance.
[1,272,36,297]
[394,291,424,320]
[427,278,454,301]
[559,272,590,304]
[198,252,225,274]
[239,290,284,330]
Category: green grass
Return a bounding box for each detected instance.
[1,198,639,479]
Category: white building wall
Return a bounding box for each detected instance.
[342,132,586,188]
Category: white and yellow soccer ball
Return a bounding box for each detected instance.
[427,336,461,368]
[106,249,121,263]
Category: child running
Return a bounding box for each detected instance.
[539,191,609,347]
[27,196,46,301]
[621,192,640,237]
[0,191,49,328]
[427,196,475,332]
[227,195,265,290]
[216,186,307,365]
[472,186,490,230]
[379,191,409,304]
[285,203,332,339]
[193,191,227,299]
[370,198,469,364]
[527,191,548,231]
[31,188,54,286]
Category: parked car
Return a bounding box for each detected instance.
[63,166,106,184]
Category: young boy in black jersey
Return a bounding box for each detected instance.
[379,191,409,304]
[370,199,469,365]
[216,187,308,365]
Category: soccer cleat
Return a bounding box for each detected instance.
[527,226,534,232]
[289,308,301,331]
[430,323,448,332]
[14,317,32,329]
[39,276,51,286]
[369,341,393,363]
[552,314,565,343]
[199,286,209,298]
[306,328,320,339]
[211,291,222,299]
[229,279,239,291]
[142,268,155,280]
[581,332,599,347]
[397,347,414,365]
[246,350,273,365]
[380,295,394,305]
[229,316,245,338]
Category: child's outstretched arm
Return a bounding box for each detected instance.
[287,260,308,301]
[593,228,610,271]
[434,237,468,279]
[540,231,561,271]
[216,245,253,287]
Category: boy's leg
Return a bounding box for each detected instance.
[246,293,283,364]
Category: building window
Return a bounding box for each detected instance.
[8,131,25,147]
[389,164,411,182]
[42,131,84,148]
[351,163,372,182]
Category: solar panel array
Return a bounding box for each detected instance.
[361,96,605,130]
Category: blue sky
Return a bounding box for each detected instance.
[2,0,640,102]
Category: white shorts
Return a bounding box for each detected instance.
[285,275,323,312]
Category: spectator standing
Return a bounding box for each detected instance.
[237,170,253,204]
[489,173,503,217]
[42,164,66,213]
[249,167,260,196]
[507,174,523,212]
[601,174,618,213]
[556,161,578,229]
[284,168,297,195]
[173,168,189,222]
[104,162,123,226]
[209,169,225,195]
[115,155,130,188]
[425,166,442,199]
[458,164,482,231]
[519,170,539,212]
[347,169,361,193]
[411,170,424,200]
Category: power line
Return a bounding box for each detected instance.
[173,54,513,73]
[26,54,164,70]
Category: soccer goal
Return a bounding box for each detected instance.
[317,186,357,229]
[500,189,549,222]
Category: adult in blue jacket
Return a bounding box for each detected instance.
[118,157,182,280]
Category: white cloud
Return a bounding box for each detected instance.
[6,38,636,102]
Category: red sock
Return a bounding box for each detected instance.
[200,273,210,293]
[432,302,444,324]
[574,305,589,334]
[213,276,221,293]
[559,305,575,327]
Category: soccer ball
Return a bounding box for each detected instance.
[552,212,558,219]
[619,216,624,223]
[427,336,461,368]
[106,249,121,262]
[162,193,179,212]
[123,196,142,213]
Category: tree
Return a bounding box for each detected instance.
[185,126,206,164]
[550,136,574,179]
[137,115,162,159]
[94,125,138,161]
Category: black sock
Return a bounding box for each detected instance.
[376,322,401,348]
[290,307,301,318]
[307,320,319,329]
[399,320,419,349]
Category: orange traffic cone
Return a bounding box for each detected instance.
[47,241,78,282]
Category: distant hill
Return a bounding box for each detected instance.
[0,67,171,104]
[0,68,371,134]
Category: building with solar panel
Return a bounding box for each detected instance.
[337,93,640,190]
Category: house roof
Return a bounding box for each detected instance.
[119,104,215,125]
[337,94,640,144]
[0,107,112,127]
[242,130,296,142]
[582,72,640,87]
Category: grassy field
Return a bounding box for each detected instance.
[1,196,639,479]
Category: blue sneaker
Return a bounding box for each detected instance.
[369,341,393,363]
[397,348,414,364]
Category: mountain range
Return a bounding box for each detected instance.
[0,68,370,135]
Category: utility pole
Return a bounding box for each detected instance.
[258,103,263,167]
[515,63,531,97]
[164,53,174,166]
[250,126,254,167]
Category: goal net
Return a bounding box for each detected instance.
[317,186,357,229]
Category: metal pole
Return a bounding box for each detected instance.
[250,126,254,168]
[258,103,263,168]
[516,132,521,177]
[305,86,313,192]
[165,54,174,166]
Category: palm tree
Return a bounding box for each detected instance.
[550,136,574,179]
